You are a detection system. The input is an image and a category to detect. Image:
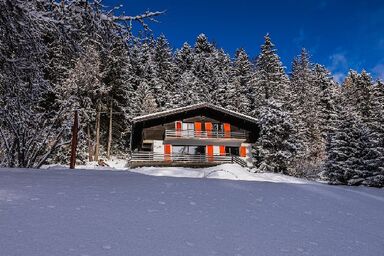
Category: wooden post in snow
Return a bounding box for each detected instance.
[94,105,101,161]
[107,100,113,160]
[70,110,79,169]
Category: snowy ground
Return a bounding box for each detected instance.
[43,159,307,184]
[1,167,383,256]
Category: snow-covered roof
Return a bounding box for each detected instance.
[133,103,258,123]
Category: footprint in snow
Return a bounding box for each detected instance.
[158,201,166,205]
[189,201,196,206]
[186,241,194,247]
[102,245,112,250]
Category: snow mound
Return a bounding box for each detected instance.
[132,164,308,184]
[44,160,308,184]
[42,157,129,171]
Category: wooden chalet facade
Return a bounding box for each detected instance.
[130,103,260,168]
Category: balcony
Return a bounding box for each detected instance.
[165,130,247,140]
[130,152,248,168]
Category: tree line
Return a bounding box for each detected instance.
[0,0,383,187]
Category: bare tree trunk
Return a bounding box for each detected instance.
[87,126,93,162]
[94,105,101,161]
[107,101,113,160]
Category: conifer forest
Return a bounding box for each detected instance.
[1,0,383,187]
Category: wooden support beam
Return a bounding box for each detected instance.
[69,110,79,169]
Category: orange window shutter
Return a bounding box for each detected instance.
[164,144,171,154]
[240,146,247,157]
[207,145,214,161]
[194,122,202,131]
[223,123,231,132]
[205,122,213,131]
[175,121,182,131]
[220,145,226,156]
[224,123,231,138]
[205,122,213,137]
[164,144,171,161]
[194,122,202,137]
[207,145,213,156]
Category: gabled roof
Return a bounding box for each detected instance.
[133,103,258,124]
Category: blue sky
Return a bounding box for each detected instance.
[105,0,384,82]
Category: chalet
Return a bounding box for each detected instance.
[130,103,260,168]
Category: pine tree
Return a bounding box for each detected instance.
[136,82,159,115]
[314,64,341,137]
[228,48,252,113]
[101,40,138,151]
[152,35,176,109]
[173,43,197,107]
[289,49,324,171]
[191,34,216,103]
[212,49,232,108]
[254,99,303,175]
[322,108,383,186]
[249,34,289,117]
[175,70,201,107]
[175,42,194,76]
[342,70,374,119]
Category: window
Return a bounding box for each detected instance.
[172,145,205,155]
[213,123,223,132]
[225,147,239,156]
[182,123,194,130]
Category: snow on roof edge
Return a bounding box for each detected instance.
[133,103,258,123]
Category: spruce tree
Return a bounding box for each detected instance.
[342,70,374,120]
[254,99,303,175]
[249,34,289,117]
[152,35,176,109]
[322,108,383,186]
[314,64,341,137]
[289,49,324,171]
[228,48,253,113]
[191,34,216,103]
[101,40,138,151]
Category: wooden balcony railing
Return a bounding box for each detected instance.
[165,130,247,140]
[131,152,248,167]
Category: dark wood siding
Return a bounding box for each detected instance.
[131,107,260,151]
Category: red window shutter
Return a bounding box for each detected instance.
[220,145,226,156]
[240,146,247,157]
[205,122,213,131]
[205,122,213,137]
[164,144,171,161]
[175,121,182,131]
[224,123,231,138]
[207,145,214,162]
[194,122,202,131]
[194,122,202,137]
[223,123,231,132]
